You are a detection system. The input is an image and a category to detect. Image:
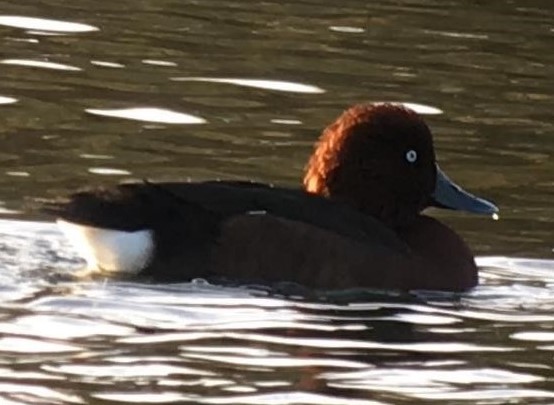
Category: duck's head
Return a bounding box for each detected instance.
[303,103,497,228]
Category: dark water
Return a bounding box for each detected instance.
[0,0,553,404]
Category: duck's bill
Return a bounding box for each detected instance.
[430,165,498,214]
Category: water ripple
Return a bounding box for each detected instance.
[171,77,325,94]
[0,16,98,33]
[85,107,207,124]
[0,59,81,71]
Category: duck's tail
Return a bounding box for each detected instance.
[36,181,222,279]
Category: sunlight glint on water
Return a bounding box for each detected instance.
[0,16,98,32]
[0,0,553,403]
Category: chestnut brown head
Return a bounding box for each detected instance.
[304,104,437,227]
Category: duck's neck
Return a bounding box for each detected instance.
[395,215,478,290]
[329,192,421,230]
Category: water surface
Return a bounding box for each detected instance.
[0,0,553,403]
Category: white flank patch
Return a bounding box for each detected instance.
[85,107,206,124]
[57,220,154,274]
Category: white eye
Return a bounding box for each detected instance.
[405,149,418,163]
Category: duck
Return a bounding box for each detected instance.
[42,103,498,292]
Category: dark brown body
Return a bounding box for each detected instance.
[43,180,478,291]
[210,214,477,291]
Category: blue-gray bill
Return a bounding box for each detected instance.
[431,165,499,215]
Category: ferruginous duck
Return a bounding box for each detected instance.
[42,103,497,291]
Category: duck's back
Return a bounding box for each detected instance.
[41,180,410,282]
[43,180,406,247]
